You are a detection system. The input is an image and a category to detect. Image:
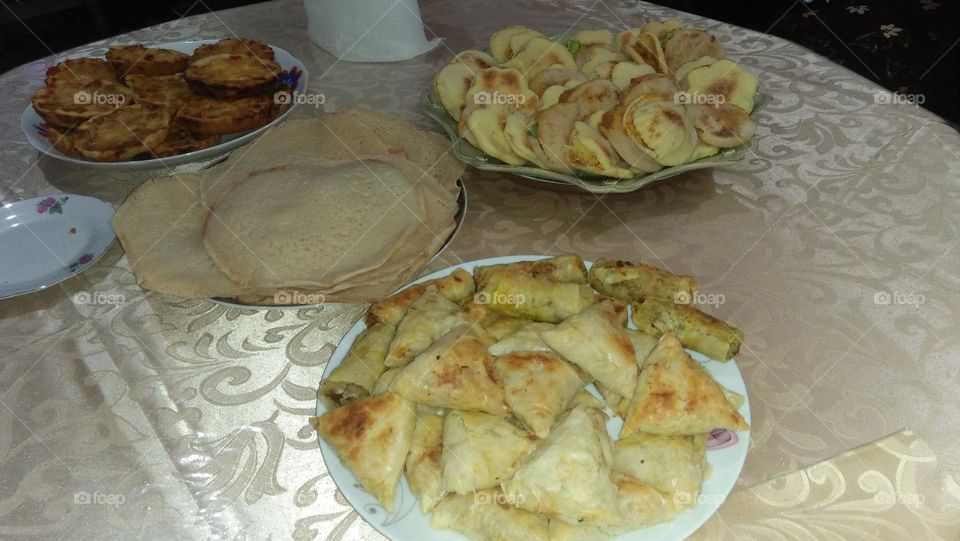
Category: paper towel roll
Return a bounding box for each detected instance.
[305,0,442,62]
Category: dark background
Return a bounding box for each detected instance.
[2,0,958,125]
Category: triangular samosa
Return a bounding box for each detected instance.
[441,410,536,493]
[494,351,584,438]
[310,392,415,512]
[540,301,638,398]
[487,321,555,356]
[613,432,707,507]
[501,405,620,525]
[383,288,466,368]
[405,410,446,513]
[432,490,549,541]
[620,331,749,437]
[389,326,508,415]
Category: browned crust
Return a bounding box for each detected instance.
[31,79,135,128]
[73,105,171,161]
[44,126,82,156]
[124,74,194,107]
[106,45,189,77]
[190,38,275,63]
[174,94,274,135]
[184,53,281,99]
[45,58,117,85]
[148,129,220,158]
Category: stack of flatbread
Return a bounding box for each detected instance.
[312,255,749,540]
[112,108,464,304]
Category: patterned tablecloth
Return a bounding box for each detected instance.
[1,0,959,539]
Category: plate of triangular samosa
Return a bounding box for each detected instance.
[312,255,750,540]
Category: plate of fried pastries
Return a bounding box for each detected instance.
[21,37,307,169]
[423,19,769,193]
[312,254,751,541]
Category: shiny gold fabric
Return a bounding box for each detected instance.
[693,430,960,540]
[1,0,960,539]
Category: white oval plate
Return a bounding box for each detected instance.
[0,195,116,299]
[315,255,751,541]
[210,179,468,309]
[20,40,308,171]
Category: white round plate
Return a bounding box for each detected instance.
[315,255,751,541]
[20,40,308,171]
[0,195,116,300]
[210,179,468,309]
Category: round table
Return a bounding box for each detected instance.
[1,0,959,539]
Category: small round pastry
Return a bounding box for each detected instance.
[124,73,194,107]
[190,38,275,63]
[31,78,135,128]
[184,53,281,99]
[44,58,117,85]
[174,94,275,135]
[106,44,190,77]
[73,104,171,161]
[45,126,82,156]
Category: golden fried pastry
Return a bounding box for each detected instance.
[106,44,190,77]
[184,53,281,99]
[623,96,698,166]
[622,32,670,74]
[45,58,117,85]
[565,121,634,178]
[531,101,579,172]
[686,103,756,148]
[149,128,220,158]
[73,105,171,161]
[663,29,725,72]
[451,49,496,71]
[190,38,275,63]
[32,78,135,128]
[527,68,586,96]
[489,25,544,63]
[599,105,662,173]
[684,59,759,113]
[174,94,274,135]
[558,78,619,118]
[621,73,680,104]
[45,126,82,156]
[124,74,193,107]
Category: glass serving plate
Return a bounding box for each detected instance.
[421,85,770,194]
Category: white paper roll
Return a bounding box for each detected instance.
[304,0,442,62]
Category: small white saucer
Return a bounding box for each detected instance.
[0,194,115,300]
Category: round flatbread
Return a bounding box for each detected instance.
[202,157,429,290]
[111,174,255,299]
